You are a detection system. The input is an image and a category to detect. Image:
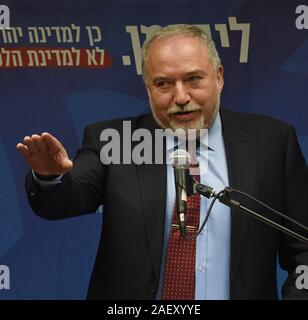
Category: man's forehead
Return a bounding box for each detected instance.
[152,69,207,81]
[144,34,213,83]
[147,37,210,68]
[147,48,212,77]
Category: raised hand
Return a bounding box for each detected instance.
[16,132,73,176]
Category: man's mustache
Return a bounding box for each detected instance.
[167,104,202,115]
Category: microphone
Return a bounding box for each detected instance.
[170,149,191,237]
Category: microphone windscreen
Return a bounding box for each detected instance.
[169,149,190,166]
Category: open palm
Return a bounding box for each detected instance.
[16,132,73,176]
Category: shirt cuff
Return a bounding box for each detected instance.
[32,170,63,187]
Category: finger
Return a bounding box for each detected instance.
[23,136,39,154]
[31,134,48,152]
[16,143,30,158]
[41,132,63,153]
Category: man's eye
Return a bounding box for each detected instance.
[156,81,168,87]
[155,81,172,90]
[188,76,202,82]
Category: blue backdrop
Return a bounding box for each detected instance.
[0,0,307,299]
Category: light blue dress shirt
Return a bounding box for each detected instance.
[157,113,231,300]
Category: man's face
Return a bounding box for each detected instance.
[145,35,224,131]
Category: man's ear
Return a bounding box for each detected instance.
[216,65,224,92]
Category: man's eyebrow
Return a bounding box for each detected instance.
[185,70,207,76]
[151,70,207,85]
[152,77,173,84]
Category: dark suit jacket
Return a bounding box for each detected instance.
[26,108,308,299]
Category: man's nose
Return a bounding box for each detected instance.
[173,82,190,106]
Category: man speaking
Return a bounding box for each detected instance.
[17,24,308,299]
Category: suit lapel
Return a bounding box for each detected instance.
[134,115,167,282]
[220,109,257,281]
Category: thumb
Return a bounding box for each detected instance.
[61,158,73,171]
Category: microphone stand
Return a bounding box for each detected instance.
[195,184,308,244]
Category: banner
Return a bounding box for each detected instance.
[0,0,307,299]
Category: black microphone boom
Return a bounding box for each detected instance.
[195,183,308,244]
